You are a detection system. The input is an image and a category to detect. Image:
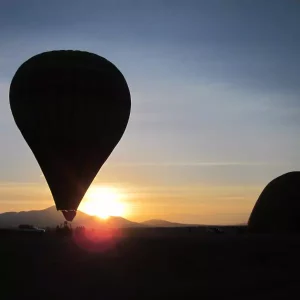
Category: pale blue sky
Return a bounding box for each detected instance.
[0,0,300,224]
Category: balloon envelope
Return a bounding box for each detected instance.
[248,172,300,233]
[9,50,131,221]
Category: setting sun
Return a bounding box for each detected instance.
[79,186,127,219]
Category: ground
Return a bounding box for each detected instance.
[1,228,300,299]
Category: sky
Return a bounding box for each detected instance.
[0,0,300,224]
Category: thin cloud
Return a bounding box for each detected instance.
[109,161,280,167]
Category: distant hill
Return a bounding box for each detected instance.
[141,219,189,227]
[0,206,141,228]
[0,207,213,229]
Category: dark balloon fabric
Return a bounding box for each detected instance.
[9,51,131,219]
[248,172,300,233]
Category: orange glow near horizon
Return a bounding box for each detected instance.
[0,181,259,225]
[78,186,128,219]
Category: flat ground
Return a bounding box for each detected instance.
[1,228,299,299]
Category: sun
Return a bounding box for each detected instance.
[79,186,126,219]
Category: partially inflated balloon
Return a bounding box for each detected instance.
[9,51,131,221]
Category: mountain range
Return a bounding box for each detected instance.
[0,206,189,228]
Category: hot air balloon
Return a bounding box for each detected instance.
[248,172,300,234]
[9,50,131,221]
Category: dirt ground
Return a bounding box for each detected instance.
[1,228,299,300]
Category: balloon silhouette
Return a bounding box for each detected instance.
[9,50,131,221]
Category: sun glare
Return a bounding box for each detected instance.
[79,186,126,219]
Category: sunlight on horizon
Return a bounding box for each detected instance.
[78,186,128,219]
